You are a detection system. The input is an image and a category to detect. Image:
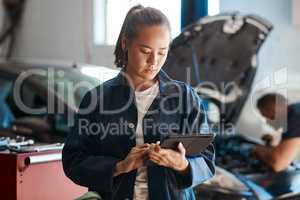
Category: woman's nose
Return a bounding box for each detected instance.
[148,53,158,65]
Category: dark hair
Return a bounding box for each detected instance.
[114,5,171,68]
[256,93,287,110]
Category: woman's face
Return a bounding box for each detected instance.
[124,25,170,82]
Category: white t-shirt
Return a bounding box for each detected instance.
[133,81,159,200]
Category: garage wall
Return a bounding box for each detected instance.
[220,0,300,149]
[10,0,115,67]
[293,0,300,30]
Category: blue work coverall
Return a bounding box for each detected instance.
[62,69,215,200]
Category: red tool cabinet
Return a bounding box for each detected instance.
[0,150,87,200]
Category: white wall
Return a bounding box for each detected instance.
[11,0,115,67]
[220,0,300,144]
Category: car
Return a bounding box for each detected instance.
[0,60,119,145]
[163,12,300,200]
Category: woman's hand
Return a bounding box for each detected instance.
[113,144,150,176]
[148,142,189,173]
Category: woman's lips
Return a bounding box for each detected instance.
[145,66,158,72]
[145,69,157,73]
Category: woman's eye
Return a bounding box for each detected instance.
[141,50,151,54]
[159,52,166,56]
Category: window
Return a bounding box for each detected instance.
[93,0,106,45]
[208,0,220,16]
[94,0,181,45]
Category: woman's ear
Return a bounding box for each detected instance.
[121,35,127,51]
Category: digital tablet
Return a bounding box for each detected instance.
[160,134,214,156]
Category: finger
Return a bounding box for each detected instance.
[157,149,170,156]
[151,149,172,159]
[149,151,163,158]
[149,157,161,165]
[131,145,150,152]
[131,149,151,157]
[149,143,157,150]
[132,145,150,152]
[149,153,169,167]
[135,143,150,148]
[177,142,186,155]
[148,153,164,165]
[130,149,144,155]
[161,149,182,164]
[132,146,149,150]
[129,149,150,158]
[154,144,161,152]
[149,151,169,164]
[148,152,162,160]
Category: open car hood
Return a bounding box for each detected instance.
[163,12,273,125]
